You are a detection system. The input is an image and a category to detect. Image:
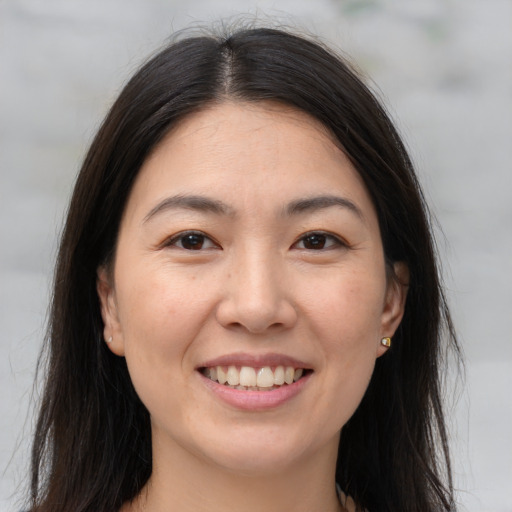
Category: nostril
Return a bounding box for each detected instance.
[215,287,298,333]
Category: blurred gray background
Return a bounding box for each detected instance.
[1,0,511,511]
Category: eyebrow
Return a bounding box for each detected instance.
[143,194,233,223]
[143,193,364,224]
[285,195,364,220]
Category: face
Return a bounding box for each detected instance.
[98,102,407,476]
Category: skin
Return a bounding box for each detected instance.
[97,101,408,512]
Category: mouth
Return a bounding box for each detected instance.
[199,365,312,391]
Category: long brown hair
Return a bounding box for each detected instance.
[29,25,460,512]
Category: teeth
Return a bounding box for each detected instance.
[274,365,285,385]
[256,367,274,388]
[227,366,239,386]
[217,366,228,385]
[239,367,257,387]
[204,365,307,389]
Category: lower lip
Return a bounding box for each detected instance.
[199,372,311,411]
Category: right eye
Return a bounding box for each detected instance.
[165,231,219,251]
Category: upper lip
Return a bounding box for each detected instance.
[197,352,312,370]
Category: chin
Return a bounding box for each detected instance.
[192,426,322,476]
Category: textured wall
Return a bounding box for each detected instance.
[1,1,511,510]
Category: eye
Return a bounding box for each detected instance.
[293,231,345,250]
[166,231,219,251]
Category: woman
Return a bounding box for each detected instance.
[29,25,459,512]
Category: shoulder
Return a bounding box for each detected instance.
[337,486,367,512]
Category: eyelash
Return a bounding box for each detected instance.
[292,231,347,251]
[164,230,347,252]
[164,231,220,251]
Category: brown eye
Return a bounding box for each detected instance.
[180,233,206,250]
[303,233,328,249]
[167,231,218,251]
[294,232,344,251]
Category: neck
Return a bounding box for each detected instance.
[125,430,342,512]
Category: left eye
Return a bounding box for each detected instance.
[294,232,343,250]
[167,231,218,251]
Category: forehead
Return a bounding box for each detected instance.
[161,100,341,152]
[123,101,377,224]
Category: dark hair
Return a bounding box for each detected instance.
[29,25,459,512]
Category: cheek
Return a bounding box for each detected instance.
[305,269,386,345]
[114,266,213,393]
[302,271,385,421]
[117,261,210,338]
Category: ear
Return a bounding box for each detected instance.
[376,262,409,357]
[96,266,125,356]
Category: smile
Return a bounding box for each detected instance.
[200,365,309,391]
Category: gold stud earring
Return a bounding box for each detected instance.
[380,337,391,348]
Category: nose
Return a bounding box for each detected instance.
[215,250,298,334]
